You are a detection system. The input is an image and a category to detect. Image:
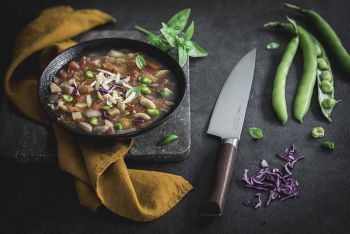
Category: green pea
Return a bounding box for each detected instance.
[321,98,339,109]
[115,58,126,64]
[159,134,178,145]
[147,108,160,117]
[322,140,335,150]
[315,45,323,57]
[140,76,152,84]
[62,94,73,102]
[101,105,112,111]
[85,70,94,79]
[114,122,122,130]
[89,117,98,126]
[159,89,170,98]
[320,71,332,82]
[311,127,325,139]
[317,58,329,71]
[321,80,333,93]
[141,86,152,94]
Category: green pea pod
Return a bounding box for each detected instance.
[285,3,350,75]
[265,21,317,122]
[271,21,299,124]
[311,35,339,122]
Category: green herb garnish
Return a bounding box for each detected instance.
[135,55,147,69]
[322,140,335,150]
[249,127,264,140]
[159,134,179,145]
[266,42,280,49]
[125,84,146,99]
[135,8,208,67]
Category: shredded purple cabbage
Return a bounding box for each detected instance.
[101,111,114,121]
[243,193,262,208]
[243,145,304,208]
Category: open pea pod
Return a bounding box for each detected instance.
[312,35,339,122]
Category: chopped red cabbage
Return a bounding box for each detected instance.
[243,193,262,208]
[243,145,304,208]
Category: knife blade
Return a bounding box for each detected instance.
[200,48,256,216]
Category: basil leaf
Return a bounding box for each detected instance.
[166,8,191,34]
[125,84,144,98]
[322,140,335,150]
[135,55,147,69]
[266,42,279,49]
[184,21,194,41]
[147,34,171,51]
[159,134,179,145]
[249,127,264,140]
[178,46,188,67]
[160,23,177,47]
[186,41,208,57]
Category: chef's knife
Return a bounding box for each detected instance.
[200,48,257,216]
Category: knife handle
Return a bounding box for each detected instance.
[200,139,238,216]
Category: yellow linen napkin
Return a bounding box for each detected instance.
[4,6,193,222]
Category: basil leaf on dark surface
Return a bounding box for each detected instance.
[166,8,191,34]
[249,127,264,140]
[186,41,208,57]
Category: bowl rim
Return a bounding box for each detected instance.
[37,38,187,139]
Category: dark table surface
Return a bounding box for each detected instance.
[1,0,350,233]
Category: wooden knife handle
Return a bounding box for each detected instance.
[200,141,238,216]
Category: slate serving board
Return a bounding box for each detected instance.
[0,30,191,163]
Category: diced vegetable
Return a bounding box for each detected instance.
[101,105,112,111]
[78,122,93,132]
[63,85,74,95]
[50,82,62,93]
[159,88,170,98]
[71,112,82,121]
[114,122,123,130]
[94,126,109,134]
[62,94,73,102]
[141,76,152,84]
[147,108,160,117]
[85,109,102,117]
[89,117,99,126]
[85,70,94,78]
[141,86,152,94]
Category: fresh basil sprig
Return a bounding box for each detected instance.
[135,8,208,67]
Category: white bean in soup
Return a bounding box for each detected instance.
[48,50,177,135]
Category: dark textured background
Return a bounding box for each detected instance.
[1,0,350,233]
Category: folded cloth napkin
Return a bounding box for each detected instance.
[4,6,192,222]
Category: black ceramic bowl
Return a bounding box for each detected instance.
[38,38,186,139]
